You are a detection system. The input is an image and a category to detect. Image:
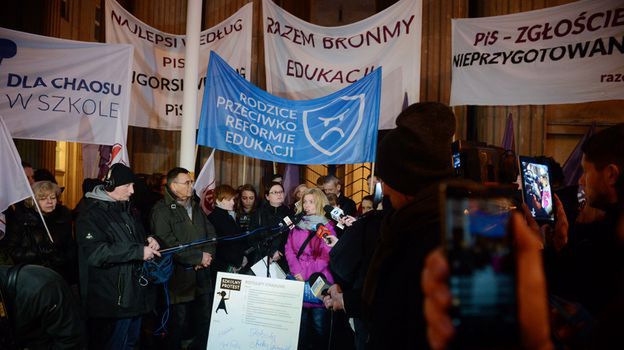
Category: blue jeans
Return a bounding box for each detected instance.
[299,307,329,350]
[108,317,142,350]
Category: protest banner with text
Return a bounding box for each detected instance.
[198,52,381,165]
[105,0,252,130]
[450,0,624,106]
[262,0,421,130]
[0,27,132,163]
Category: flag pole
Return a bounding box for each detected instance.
[242,155,247,185]
[29,191,54,243]
[179,0,203,174]
[369,162,375,194]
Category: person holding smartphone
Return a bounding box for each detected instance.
[422,211,553,350]
[423,123,624,349]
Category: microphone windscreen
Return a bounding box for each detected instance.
[323,205,334,215]
[309,272,330,298]
[293,211,305,223]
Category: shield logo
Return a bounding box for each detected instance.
[303,94,365,156]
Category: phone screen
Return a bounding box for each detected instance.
[452,152,461,169]
[519,156,555,222]
[443,183,517,348]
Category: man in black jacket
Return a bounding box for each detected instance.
[318,175,358,216]
[76,163,160,349]
[361,102,456,349]
[0,264,85,349]
[543,123,624,347]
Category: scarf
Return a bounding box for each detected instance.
[296,215,329,232]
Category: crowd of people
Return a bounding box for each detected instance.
[0,101,622,350]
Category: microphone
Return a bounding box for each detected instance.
[280,211,305,231]
[315,223,332,245]
[324,205,344,221]
[309,272,330,299]
[324,205,348,229]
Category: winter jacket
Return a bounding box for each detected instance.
[362,183,442,349]
[5,203,77,284]
[76,186,155,318]
[249,202,293,263]
[337,194,357,217]
[284,216,335,308]
[208,206,247,272]
[151,190,216,304]
[0,264,86,349]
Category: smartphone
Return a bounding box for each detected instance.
[441,181,518,349]
[518,156,555,223]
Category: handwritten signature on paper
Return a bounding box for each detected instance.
[248,328,292,350]
[217,339,241,350]
[218,326,234,336]
[251,339,293,350]
[249,328,277,343]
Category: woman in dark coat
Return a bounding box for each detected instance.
[6,181,78,285]
[236,184,258,232]
[208,185,248,273]
[250,182,293,271]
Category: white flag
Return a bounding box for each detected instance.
[194,149,216,216]
[0,116,32,213]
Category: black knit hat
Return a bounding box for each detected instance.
[376,102,456,195]
[106,163,135,188]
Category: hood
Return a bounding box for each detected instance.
[85,185,115,202]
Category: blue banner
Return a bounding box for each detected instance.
[197,52,381,165]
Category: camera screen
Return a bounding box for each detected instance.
[519,158,554,222]
[444,196,516,346]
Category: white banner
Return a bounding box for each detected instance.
[0,116,34,213]
[105,0,253,130]
[262,0,421,130]
[0,27,132,163]
[450,0,624,106]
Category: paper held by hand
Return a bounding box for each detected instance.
[250,257,287,279]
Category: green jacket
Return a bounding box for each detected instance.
[151,189,216,304]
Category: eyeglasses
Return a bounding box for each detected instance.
[269,190,284,195]
[174,180,194,186]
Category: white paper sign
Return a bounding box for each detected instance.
[250,257,287,279]
[207,272,304,350]
[262,0,422,130]
[105,0,253,130]
[450,0,624,106]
